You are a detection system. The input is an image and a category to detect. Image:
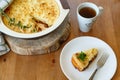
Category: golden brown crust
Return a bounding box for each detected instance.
[71,48,98,71]
[2,0,60,33]
[71,56,83,71]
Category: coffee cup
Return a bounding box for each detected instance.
[77,2,103,32]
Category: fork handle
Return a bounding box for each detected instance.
[89,69,98,80]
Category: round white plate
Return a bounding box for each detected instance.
[60,36,117,80]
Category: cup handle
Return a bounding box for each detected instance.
[98,6,103,16]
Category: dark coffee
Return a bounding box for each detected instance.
[79,7,96,18]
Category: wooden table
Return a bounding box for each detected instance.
[0,0,120,80]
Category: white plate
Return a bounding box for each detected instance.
[60,36,117,80]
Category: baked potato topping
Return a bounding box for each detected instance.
[2,0,60,33]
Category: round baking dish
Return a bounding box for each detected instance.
[0,0,69,38]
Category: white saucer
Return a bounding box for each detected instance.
[60,36,117,80]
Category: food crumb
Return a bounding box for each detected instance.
[52,59,55,63]
[3,58,6,62]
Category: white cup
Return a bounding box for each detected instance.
[77,2,103,32]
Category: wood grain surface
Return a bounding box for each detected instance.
[0,0,120,80]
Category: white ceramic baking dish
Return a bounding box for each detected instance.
[0,0,69,38]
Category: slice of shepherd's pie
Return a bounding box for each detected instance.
[71,48,98,71]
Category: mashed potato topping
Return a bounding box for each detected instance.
[2,0,60,33]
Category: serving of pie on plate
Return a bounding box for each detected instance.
[71,48,98,71]
[60,36,117,80]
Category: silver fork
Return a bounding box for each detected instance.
[89,53,109,80]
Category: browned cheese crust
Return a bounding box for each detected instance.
[71,48,98,71]
[2,0,60,33]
